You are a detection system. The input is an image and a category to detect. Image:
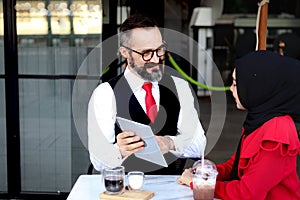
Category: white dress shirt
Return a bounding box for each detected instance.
[88,67,206,171]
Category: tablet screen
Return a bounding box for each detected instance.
[116,117,168,167]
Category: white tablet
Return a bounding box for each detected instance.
[116,117,168,167]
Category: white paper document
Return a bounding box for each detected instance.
[116,117,168,167]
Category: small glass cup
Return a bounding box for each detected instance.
[103,166,125,195]
[127,171,144,192]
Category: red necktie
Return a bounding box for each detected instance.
[142,82,158,123]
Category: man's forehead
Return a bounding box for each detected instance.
[129,27,163,48]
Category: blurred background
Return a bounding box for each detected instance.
[0,0,299,199]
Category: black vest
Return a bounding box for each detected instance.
[108,73,180,137]
[108,73,186,174]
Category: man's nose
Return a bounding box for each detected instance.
[149,52,160,63]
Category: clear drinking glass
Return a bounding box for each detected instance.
[127,171,144,192]
[103,166,125,195]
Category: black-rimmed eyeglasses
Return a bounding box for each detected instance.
[121,45,167,61]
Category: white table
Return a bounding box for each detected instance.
[67,174,194,200]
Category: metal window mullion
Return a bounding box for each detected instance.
[3,0,21,195]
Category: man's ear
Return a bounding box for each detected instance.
[119,47,128,59]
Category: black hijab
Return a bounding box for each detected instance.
[230,50,300,180]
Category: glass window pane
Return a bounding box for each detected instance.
[20,79,73,191]
[17,0,102,193]
[18,45,98,192]
[0,0,7,193]
[0,79,7,192]
[0,0,3,74]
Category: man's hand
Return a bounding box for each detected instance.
[116,131,144,158]
[155,136,175,154]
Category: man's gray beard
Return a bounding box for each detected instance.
[133,65,163,82]
[129,55,163,82]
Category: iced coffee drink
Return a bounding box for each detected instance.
[192,159,218,200]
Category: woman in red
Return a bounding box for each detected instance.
[177,50,300,199]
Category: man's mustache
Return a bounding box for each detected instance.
[144,60,164,69]
[144,63,159,69]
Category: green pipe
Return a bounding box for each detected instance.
[167,53,231,91]
[101,54,231,91]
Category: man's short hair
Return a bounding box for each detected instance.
[119,14,158,33]
[119,14,159,46]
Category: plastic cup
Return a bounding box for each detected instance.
[192,159,218,200]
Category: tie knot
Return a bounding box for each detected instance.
[142,82,152,92]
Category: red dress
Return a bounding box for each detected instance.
[215,115,300,200]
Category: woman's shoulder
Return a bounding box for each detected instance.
[261,115,298,143]
[265,115,294,125]
[241,115,299,158]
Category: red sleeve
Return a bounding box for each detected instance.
[216,154,235,181]
[214,142,293,200]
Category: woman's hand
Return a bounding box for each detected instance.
[177,168,193,186]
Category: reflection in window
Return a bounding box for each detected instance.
[15,0,102,193]
[15,1,102,47]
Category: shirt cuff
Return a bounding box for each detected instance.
[114,143,129,162]
[167,135,183,157]
[167,136,184,157]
